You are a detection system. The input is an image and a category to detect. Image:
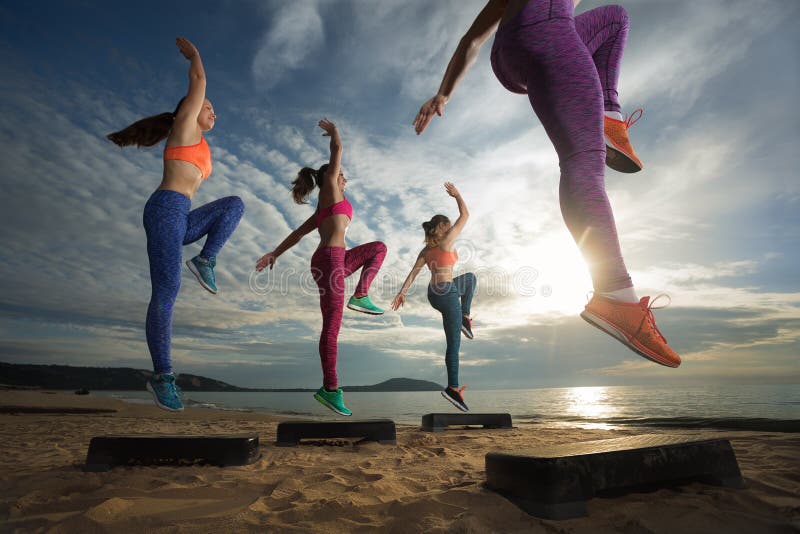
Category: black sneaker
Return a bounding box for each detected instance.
[461,315,474,339]
[441,387,468,412]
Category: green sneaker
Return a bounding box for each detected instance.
[347,295,384,315]
[314,387,352,416]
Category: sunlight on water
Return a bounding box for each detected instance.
[564,386,620,429]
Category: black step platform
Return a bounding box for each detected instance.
[485,434,743,519]
[422,413,513,432]
[84,434,260,472]
[276,419,396,446]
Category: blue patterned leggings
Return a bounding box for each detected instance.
[427,272,477,388]
[143,190,245,374]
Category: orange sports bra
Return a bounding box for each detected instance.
[164,136,212,179]
[426,247,458,271]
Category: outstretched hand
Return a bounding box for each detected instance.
[176,37,199,60]
[390,293,406,311]
[444,182,460,198]
[318,118,338,137]
[413,94,447,135]
[255,252,277,272]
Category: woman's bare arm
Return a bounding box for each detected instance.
[412,0,508,134]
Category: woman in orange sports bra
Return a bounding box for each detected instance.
[255,119,387,417]
[392,182,476,412]
[107,37,245,412]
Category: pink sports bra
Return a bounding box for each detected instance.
[316,197,353,228]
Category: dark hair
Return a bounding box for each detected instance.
[422,214,450,247]
[106,97,186,148]
[291,163,329,204]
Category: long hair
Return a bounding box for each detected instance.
[106,97,186,148]
[291,163,329,204]
[422,214,450,248]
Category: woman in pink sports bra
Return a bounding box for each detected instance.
[392,182,476,412]
[255,119,387,417]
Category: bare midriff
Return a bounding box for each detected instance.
[430,264,455,285]
[158,160,203,199]
[317,214,349,249]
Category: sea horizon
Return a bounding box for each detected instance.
[87,383,800,432]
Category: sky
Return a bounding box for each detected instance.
[0,0,798,389]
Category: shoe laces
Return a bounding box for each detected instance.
[643,294,671,343]
[624,108,643,130]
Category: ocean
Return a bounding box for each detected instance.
[92,384,800,432]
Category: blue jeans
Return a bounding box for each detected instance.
[427,272,477,388]
[143,190,245,374]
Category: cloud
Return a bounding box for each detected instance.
[252,1,325,89]
[0,0,797,388]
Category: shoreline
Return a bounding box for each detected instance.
[1,390,799,532]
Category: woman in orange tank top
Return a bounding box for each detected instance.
[107,37,245,412]
[392,183,476,412]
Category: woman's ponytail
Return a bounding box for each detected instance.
[422,214,450,247]
[106,97,186,148]
[291,163,329,204]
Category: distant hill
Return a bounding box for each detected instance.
[0,362,441,392]
[346,378,442,392]
[0,362,249,392]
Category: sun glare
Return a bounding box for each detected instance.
[521,235,593,315]
[565,386,618,419]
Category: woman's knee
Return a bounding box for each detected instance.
[151,281,181,309]
[607,5,629,26]
[372,241,387,256]
[224,195,246,215]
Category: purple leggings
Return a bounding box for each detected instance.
[311,242,387,389]
[491,1,632,291]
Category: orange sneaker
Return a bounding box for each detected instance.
[580,294,681,368]
[604,108,644,173]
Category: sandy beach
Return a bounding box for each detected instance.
[1,390,798,533]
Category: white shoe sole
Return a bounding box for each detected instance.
[313,393,352,416]
[347,303,384,315]
[461,326,474,339]
[580,309,679,368]
[186,260,218,294]
[441,390,469,412]
[146,381,184,412]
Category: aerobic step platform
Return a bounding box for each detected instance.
[276,419,396,446]
[421,413,513,432]
[485,434,743,519]
[84,434,260,472]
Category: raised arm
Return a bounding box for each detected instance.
[171,37,207,141]
[318,118,343,203]
[391,251,429,310]
[413,0,508,134]
[255,214,317,271]
[439,182,469,248]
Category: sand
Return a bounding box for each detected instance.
[0,390,798,533]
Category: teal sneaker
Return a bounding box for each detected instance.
[347,295,384,315]
[314,387,352,416]
[146,373,184,412]
[186,255,217,294]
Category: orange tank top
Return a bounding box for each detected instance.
[164,136,212,179]
[426,247,458,271]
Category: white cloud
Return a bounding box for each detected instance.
[252,1,325,88]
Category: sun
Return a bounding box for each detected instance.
[523,234,593,315]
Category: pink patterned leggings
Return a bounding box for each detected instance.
[311,241,387,389]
